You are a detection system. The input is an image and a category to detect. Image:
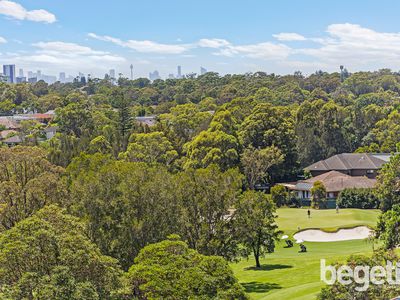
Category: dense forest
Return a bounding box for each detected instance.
[2,69,400,299]
[3,69,400,178]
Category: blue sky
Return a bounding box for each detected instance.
[2,0,400,78]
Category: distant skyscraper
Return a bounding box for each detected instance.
[149,70,161,81]
[37,70,42,80]
[18,68,24,77]
[109,69,116,79]
[200,67,207,75]
[130,64,133,80]
[66,75,74,83]
[177,65,182,78]
[59,72,66,83]
[27,71,34,79]
[3,65,16,83]
[41,75,57,84]
[16,76,26,83]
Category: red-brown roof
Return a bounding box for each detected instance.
[31,113,53,119]
[0,130,17,139]
[0,117,20,129]
[293,171,376,193]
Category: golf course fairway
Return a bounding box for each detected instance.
[231,208,380,300]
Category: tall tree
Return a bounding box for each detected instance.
[69,157,181,269]
[176,165,243,260]
[0,146,66,230]
[376,205,400,249]
[234,191,281,268]
[311,181,327,209]
[110,89,133,151]
[238,103,298,180]
[125,236,248,299]
[240,146,284,189]
[121,131,178,166]
[295,100,325,166]
[376,154,400,211]
[0,205,122,300]
[183,130,239,171]
[157,103,213,151]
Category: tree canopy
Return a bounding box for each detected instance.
[125,236,248,299]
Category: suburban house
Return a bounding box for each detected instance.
[0,112,57,147]
[305,153,391,179]
[2,135,22,146]
[282,171,377,201]
[0,130,17,140]
[280,153,391,206]
[0,117,20,130]
[12,112,54,124]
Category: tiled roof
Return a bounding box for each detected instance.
[31,113,53,119]
[305,153,389,171]
[14,113,53,120]
[295,182,313,191]
[0,130,17,139]
[0,117,20,129]
[2,135,22,144]
[294,171,376,193]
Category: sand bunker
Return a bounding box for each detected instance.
[293,226,372,242]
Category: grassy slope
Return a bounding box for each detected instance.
[232,208,380,300]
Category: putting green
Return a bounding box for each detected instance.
[277,208,379,235]
[232,208,380,300]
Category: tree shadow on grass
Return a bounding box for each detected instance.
[241,281,282,293]
[244,264,293,271]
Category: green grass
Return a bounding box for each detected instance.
[232,208,381,300]
[277,208,379,235]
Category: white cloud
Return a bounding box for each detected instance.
[200,24,400,70]
[89,33,292,60]
[198,38,231,48]
[199,24,400,70]
[212,48,235,57]
[31,41,125,63]
[33,41,108,55]
[10,23,400,77]
[0,36,6,43]
[273,32,306,41]
[209,40,292,60]
[199,38,293,60]
[0,0,56,23]
[231,42,292,60]
[0,41,126,76]
[88,33,191,54]
[298,23,400,68]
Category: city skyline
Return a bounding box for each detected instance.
[3,1,400,77]
[0,63,209,83]
[1,63,206,83]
